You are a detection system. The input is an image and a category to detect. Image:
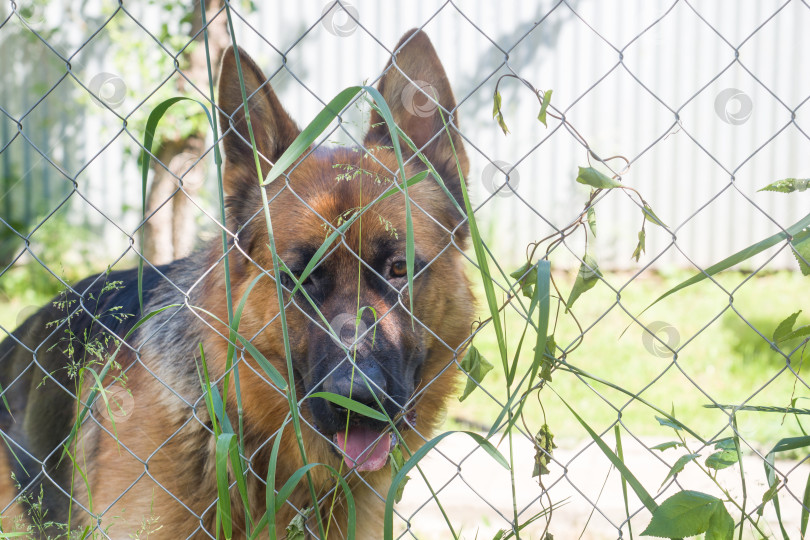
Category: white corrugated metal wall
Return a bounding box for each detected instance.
[1,0,807,270]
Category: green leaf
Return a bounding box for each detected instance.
[576,166,622,189]
[650,441,683,452]
[537,89,552,127]
[656,415,684,431]
[761,480,779,505]
[308,392,389,422]
[496,111,509,135]
[705,501,735,540]
[541,334,556,382]
[493,91,509,135]
[587,205,597,237]
[532,424,557,477]
[510,261,536,298]
[559,395,658,513]
[389,444,410,504]
[660,453,700,488]
[792,234,810,275]
[641,491,723,538]
[458,345,494,401]
[640,215,810,312]
[705,449,739,470]
[713,437,736,450]
[642,203,668,228]
[532,261,551,383]
[632,229,646,262]
[758,178,810,193]
[774,311,802,342]
[776,325,810,344]
[565,254,601,313]
[492,91,502,118]
[285,508,312,540]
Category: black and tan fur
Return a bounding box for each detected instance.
[0,29,473,538]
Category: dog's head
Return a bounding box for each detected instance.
[216,30,474,471]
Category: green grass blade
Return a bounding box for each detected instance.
[802,470,810,538]
[198,3,237,472]
[234,334,288,391]
[263,420,288,540]
[274,463,323,513]
[308,391,389,422]
[0,432,27,476]
[85,369,116,438]
[223,272,264,403]
[436,110,508,370]
[289,169,429,299]
[558,393,657,513]
[362,86,416,318]
[763,435,810,540]
[615,424,634,539]
[197,343,221,436]
[251,459,356,540]
[216,433,236,539]
[261,86,363,186]
[138,97,215,314]
[384,431,508,539]
[229,440,252,533]
[496,261,551,437]
[209,381,234,435]
[642,214,810,312]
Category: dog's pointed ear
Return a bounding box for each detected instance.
[365,29,469,206]
[217,46,300,187]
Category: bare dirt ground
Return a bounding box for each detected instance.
[396,434,808,539]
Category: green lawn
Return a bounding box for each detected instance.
[448,268,810,448]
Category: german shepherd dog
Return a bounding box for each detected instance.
[0,29,473,538]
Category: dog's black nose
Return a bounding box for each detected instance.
[324,360,387,407]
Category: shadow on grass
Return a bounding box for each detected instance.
[722,312,808,372]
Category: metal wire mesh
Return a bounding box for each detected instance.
[1,1,810,539]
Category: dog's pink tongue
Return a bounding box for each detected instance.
[335,426,391,471]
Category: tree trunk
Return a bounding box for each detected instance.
[143,0,228,264]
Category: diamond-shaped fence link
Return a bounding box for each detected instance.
[1,0,809,539]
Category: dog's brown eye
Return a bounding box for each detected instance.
[390,260,407,279]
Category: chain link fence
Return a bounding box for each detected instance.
[1,1,810,539]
